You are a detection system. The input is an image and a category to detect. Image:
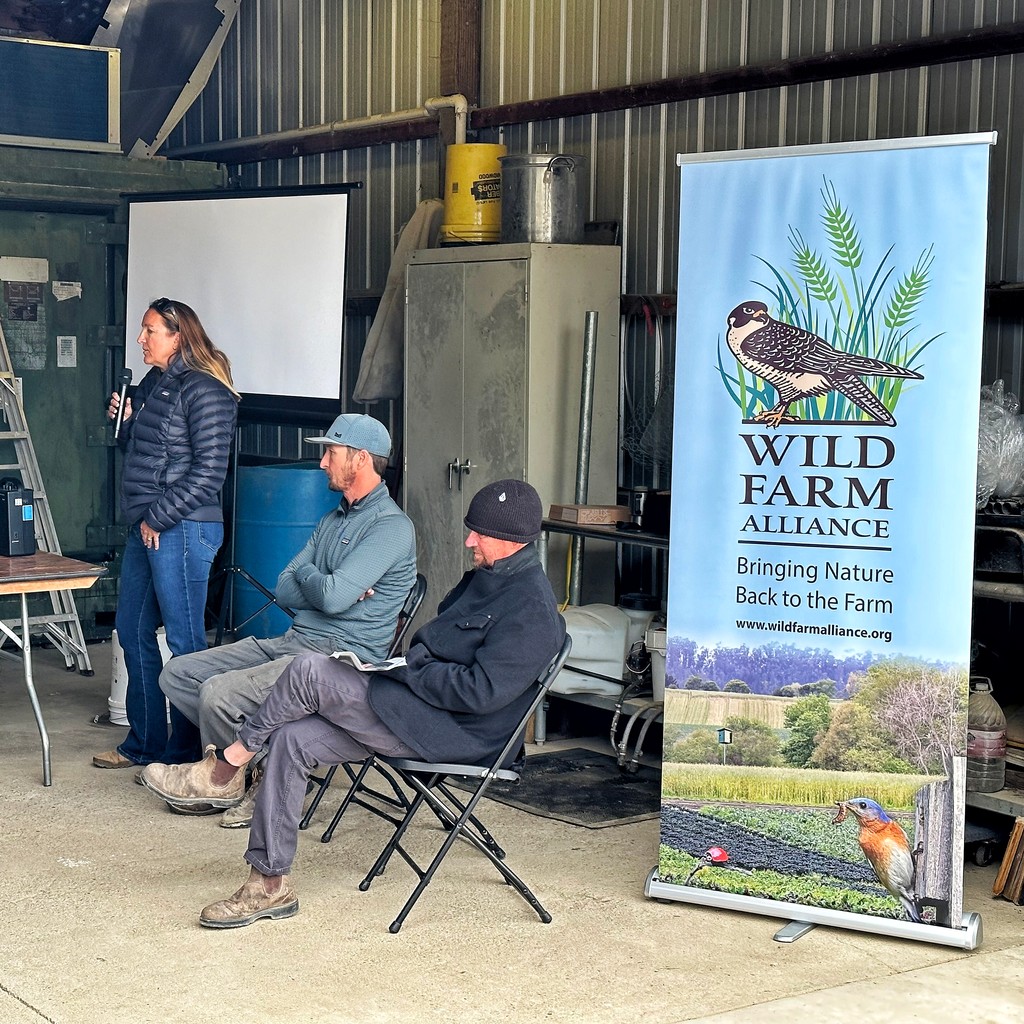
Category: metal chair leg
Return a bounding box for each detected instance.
[382,770,552,933]
[358,785,432,892]
[357,636,571,932]
[321,760,377,842]
[299,764,338,830]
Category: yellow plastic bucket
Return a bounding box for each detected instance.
[440,143,506,243]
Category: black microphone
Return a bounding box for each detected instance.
[113,368,133,441]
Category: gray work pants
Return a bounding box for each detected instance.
[158,629,328,749]
[238,651,418,877]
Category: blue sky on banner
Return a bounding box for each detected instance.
[669,140,990,666]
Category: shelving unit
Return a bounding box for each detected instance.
[974,578,1024,601]
[964,782,1024,818]
[971,520,1024,816]
[538,518,671,555]
[534,518,669,744]
[534,675,663,745]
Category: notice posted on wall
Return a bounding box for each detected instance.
[57,335,77,368]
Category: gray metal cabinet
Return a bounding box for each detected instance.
[403,242,621,623]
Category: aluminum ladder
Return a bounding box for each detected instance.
[0,319,93,674]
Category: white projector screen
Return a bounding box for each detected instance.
[125,187,353,412]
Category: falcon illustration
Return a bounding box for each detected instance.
[726,301,924,427]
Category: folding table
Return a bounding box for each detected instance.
[0,552,105,785]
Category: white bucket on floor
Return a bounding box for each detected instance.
[109,627,172,725]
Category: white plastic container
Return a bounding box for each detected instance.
[552,604,630,695]
[563,604,629,676]
[109,627,172,725]
[619,593,658,656]
[646,626,667,700]
[551,601,659,696]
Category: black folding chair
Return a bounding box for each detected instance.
[213,565,296,647]
[357,634,572,933]
[300,573,427,832]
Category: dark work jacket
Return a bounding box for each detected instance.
[369,544,565,765]
[119,355,238,531]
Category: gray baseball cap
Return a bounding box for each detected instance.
[304,414,392,457]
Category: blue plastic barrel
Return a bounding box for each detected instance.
[232,462,339,638]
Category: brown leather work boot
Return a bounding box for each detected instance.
[200,870,298,929]
[92,749,135,769]
[220,767,262,829]
[139,745,245,808]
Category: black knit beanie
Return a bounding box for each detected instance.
[463,479,542,544]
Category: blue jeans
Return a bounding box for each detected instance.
[116,519,223,764]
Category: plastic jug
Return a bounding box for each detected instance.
[967,676,1007,793]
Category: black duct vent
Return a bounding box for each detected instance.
[94,0,237,156]
[0,1,109,45]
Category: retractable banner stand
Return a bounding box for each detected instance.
[645,134,996,949]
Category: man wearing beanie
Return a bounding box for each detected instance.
[144,478,565,928]
[141,413,416,823]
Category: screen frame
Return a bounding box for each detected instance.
[124,183,360,422]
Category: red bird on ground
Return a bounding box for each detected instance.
[838,797,920,922]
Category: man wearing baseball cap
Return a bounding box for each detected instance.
[144,478,565,928]
[150,413,416,824]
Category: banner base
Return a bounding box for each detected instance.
[645,869,983,950]
[773,920,817,943]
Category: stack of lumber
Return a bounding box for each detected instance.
[993,817,1024,904]
[1005,704,1024,768]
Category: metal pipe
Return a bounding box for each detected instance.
[166,94,468,160]
[423,94,469,145]
[568,311,598,605]
[575,311,599,505]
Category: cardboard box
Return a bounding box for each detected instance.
[548,504,631,525]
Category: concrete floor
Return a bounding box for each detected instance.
[2,640,1023,1024]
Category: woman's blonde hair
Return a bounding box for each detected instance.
[149,297,240,398]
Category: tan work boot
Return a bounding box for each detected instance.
[200,869,298,929]
[92,749,135,769]
[220,767,262,829]
[140,745,245,808]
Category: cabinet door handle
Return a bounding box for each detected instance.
[447,458,462,490]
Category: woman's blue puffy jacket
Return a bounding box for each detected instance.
[119,356,238,531]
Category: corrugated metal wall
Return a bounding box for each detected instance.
[173,0,444,457]
[169,0,1024,577]
[472,0,1024,488]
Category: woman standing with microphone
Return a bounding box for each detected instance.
[94,298,238,770]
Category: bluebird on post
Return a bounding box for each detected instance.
[837,797,920,923]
